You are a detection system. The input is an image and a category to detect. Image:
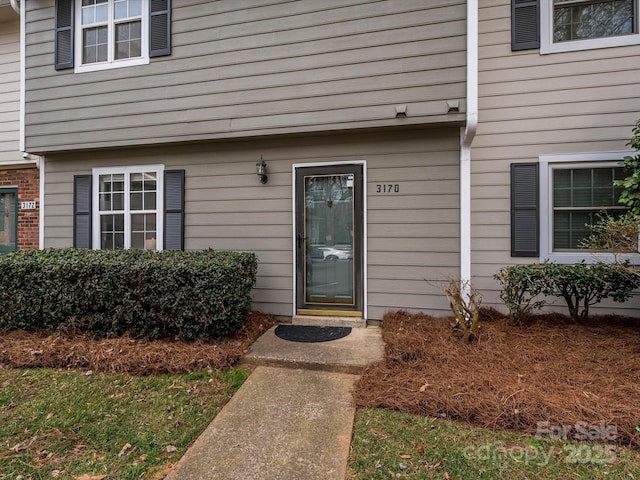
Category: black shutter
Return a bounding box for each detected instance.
[512,0,540,51]
[511,163,539,257]
[150,0,171,57]
[164,170,184,250]
[73,175,92,249]
[55,0,75,70]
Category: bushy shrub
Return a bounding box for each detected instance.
[616,119,640,216]
[495,262,639,324]
[0,249,257,341]
[494,265,546,325]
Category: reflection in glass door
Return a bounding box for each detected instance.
[0,189,17,255]
[296,165,363,314]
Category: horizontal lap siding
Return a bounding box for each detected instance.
[474,0,640,314]
[43,128,460,319]
[0,16,19,165]
[24,0,466,152]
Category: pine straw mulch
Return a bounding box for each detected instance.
[0,311,278,376]
[353,310,640,448]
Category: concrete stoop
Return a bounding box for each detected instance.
[239,325,384,374]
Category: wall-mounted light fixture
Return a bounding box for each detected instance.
[256,159,268,184]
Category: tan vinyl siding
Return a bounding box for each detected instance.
[25,0,467,153]
[0,14,20,165]
[474,0,640,314]
[43,128,460,319]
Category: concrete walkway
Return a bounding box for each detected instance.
[164,325,384,480]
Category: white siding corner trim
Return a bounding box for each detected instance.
[39,155,45,249]
[19,0,25,153]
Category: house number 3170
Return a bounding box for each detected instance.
[376,184,400,193]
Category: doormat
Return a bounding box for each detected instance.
[274,325,352,343]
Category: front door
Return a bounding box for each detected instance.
[0,188,18,255]
[295,164,363,315]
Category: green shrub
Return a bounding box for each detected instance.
[494,265,546,325]
[0,249,257,341]
[616,119,640,216]
[495,262,639,324]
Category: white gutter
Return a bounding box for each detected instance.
[460,0,478,285]
[10,0,19,14]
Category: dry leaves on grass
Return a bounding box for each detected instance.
[0,311,277,375]
[353,310,640,447]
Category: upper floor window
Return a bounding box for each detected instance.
[55,0,171,72]
[76,0,148,72]
[541,0,640,53]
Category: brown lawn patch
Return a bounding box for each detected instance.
[0,311,277,375]
[353,310,640,447]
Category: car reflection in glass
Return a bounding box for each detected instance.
[316,245,353,261]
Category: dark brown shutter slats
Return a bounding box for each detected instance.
[55,0,75,70]
[511,163,539,257]
[164,169,184,250]
[512,0,540,51]
[73,175,92,249]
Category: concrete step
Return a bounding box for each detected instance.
[292,315,366,328]
[239,325,384,374]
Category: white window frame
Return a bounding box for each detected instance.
[74,0,150,73]
[92,165,164,250]
[541,0,640,54]
[539,152,636,263]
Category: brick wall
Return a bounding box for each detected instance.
[0,166,40,250]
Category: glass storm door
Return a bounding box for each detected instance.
[0,189,18,255]
[295,165,363,314]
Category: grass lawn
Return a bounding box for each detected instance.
[0,368,247,480]
[349,408,640,480]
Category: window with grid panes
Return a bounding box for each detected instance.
[78,0,147,68]
[95,166,163,250]
[552,166,628,250]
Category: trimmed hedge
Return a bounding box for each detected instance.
[0,249,257,341]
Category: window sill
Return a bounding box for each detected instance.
[540,33,640,54]
[74,56,149,74]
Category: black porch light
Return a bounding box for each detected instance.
[256,160,268,184]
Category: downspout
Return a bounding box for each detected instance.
[460,0,478,285]
[9,0,19,14]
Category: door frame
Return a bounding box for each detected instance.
[292,160,367,318]
[0,187,18,255]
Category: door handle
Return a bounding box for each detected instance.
[296,234,306,249]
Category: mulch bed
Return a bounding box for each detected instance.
[353,310,640,447]
[0,311,278,376]
[3,308,639,446]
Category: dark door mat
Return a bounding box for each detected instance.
[274,325,352,343]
